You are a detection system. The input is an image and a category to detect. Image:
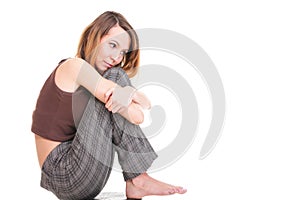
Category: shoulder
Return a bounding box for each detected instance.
[58,57,85,71]
[55,58,86,92]
[56,58,85,80]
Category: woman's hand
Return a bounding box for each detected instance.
[105,85,151,125]
[105,86,151,112]
[105,85,136,113]
[105,85,143,124]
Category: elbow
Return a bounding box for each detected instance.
[128,104,144,125]
[123,103,145,125]
[131,110,144,125]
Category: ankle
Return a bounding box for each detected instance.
[126,180,145,199]
[131,173,147,187]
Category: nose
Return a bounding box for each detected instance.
[110,51,123,63]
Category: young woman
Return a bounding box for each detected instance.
[32,11,187,199]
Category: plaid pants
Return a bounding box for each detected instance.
[40,67,157,200]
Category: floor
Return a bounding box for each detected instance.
[95,192,141,200]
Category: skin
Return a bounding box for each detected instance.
[35,25,186,198]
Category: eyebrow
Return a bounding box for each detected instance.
[111,39,129,52]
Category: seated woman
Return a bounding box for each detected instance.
[32,11,187,199]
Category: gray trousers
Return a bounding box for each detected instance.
[40,67,157,200]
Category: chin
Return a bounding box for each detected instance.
[95,66,104,74]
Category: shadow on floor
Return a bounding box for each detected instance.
[94,192,141,200]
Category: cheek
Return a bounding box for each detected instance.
[97,46,107,59]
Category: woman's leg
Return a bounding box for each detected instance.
[102,67,158,180]
[39,68,131,199]
[104,68,187,198]
[40,67,184,200]
[40,92,116,200]
[40,67,157,200]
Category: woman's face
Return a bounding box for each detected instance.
[95,25,131,74]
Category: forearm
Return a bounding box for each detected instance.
[95,78,116,103]
[75,58,116,103]
[66,58,145,122]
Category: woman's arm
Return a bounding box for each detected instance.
[56,58,115,102]
[56,58,147,124]
[105,86,151,125]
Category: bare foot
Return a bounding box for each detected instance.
[126,173,187,199]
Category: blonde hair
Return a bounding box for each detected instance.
[76,11,140,78]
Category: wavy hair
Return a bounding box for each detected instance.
[76,11,140,78]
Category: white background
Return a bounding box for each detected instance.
[1,0,300,199]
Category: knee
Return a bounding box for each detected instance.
[102,67,131,87]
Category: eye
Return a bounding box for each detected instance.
[109,42,117,48]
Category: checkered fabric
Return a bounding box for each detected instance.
[40,67,157,200]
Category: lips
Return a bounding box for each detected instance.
[104,61,113,68]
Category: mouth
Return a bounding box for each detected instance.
[104,61,113,68]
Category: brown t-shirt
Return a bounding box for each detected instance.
[31,60,91,142]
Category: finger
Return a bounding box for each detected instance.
[105,98,112,109]
[105,87,114,103]
[112,104,122,113]
[107,105,112,112]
